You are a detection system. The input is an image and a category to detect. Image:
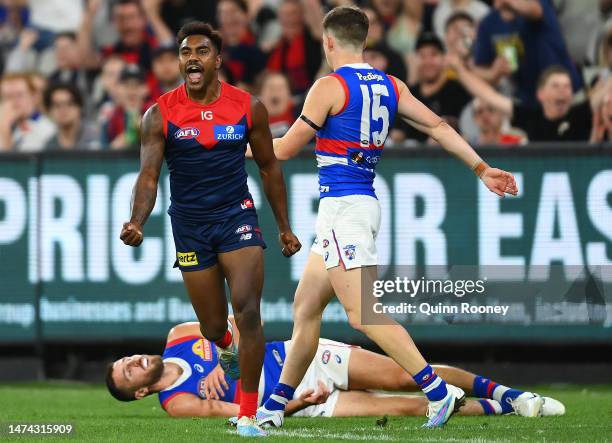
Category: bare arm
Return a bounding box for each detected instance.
[451,56,514,116]
[392,75,518,197]
[120,104,165,246]
[502,0,543,20]
[165,393,239,417]
[302,0,324,41]
[76,0,103,69]
[273,76,340,160]
[249,99,301,256]
[141,0,174,46]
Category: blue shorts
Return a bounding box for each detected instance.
[171,210,267,272]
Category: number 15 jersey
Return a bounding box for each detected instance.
[315,63,399,199]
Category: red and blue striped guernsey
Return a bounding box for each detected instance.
[315,63,399,199]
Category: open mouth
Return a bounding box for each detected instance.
[141,357,148,370]
[186,65,203,83]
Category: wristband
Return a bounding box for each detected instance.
[473,160,489,178]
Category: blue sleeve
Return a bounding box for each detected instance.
[473,17,495,66]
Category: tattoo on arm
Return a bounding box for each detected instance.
[130,104,165,227]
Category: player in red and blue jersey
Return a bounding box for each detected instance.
[120,21,301,437]
[256,6,519,431]
[106,320,565,419]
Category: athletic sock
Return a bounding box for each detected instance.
[413,364,449,402]
[261,383,295,412]
[214,328,233,349]
[478,399,503,415]
[238,389,259,418]
[473,376,524,414]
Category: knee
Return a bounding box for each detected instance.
[345,309,367,334]
[233,302,261,332]
[200,320,228,343]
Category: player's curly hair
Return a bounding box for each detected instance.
[105,362,136,402]
[176,21,223,54]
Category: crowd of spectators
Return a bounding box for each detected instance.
[0,0,611,152]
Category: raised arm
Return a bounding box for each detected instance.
[120,103,165,246]
[392,75,518,197]
[273,75,340,160]
[249,99,301,257]
[450,55,514,117]
[141,0,174,46]
[76,0,103,69]
[164,393,239,417]
[501,0,543,20]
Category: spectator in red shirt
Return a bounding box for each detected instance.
[266,0,324,95]
[217,0,265,87]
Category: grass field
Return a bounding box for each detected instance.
[1,383,611,442]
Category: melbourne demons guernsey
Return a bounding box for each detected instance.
[315,63,399,199]
[158,336,286,409]
[157,82,254,222]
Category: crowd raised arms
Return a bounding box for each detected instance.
[0,0,610,153]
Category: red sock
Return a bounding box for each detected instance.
[238,390,259,418]
[214,328,232,349]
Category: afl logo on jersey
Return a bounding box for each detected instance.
[175,127,200,140]
[214,124,245,140]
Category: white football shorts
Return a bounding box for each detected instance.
[290,338,355,418]
[311,195,381,270]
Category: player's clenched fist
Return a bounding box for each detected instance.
[120,222,144,247]
[279,231,301,257]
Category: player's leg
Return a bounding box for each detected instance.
[347,349,475,392]
[332,391,488,417]
[181,265,229,343]
[171,216,233,351]
[258,251,335,425]
[218,245,265,419]
[328,264,465,427]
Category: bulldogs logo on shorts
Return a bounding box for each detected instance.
[343,244,356,261]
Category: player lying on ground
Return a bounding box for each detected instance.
[106,320,565,419]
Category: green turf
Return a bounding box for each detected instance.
[0,383,611,442]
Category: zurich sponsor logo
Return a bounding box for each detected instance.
[194,364,204,373]
[214,124,245,140]
[335,354,342,364]
[175,127,200,140]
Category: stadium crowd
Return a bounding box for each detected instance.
[0,0,610,152]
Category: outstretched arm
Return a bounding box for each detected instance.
[165,393,239,417]
[273,75,341,160]
[392,76,518,197]
[120,104,165,246]
[249,99,301,257]
[449,55,514,117]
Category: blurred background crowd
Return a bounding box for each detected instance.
[0,0,610,152]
